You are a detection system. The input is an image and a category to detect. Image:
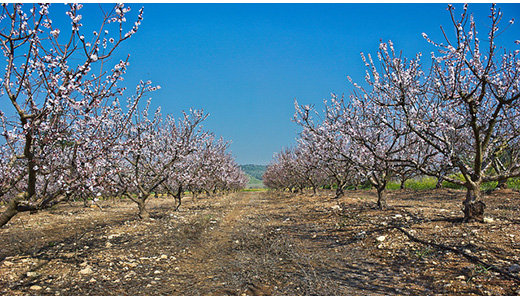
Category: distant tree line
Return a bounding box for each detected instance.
[240,164,267,181]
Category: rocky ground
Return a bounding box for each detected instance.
[1,188,519,295]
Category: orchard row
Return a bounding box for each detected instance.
[264,4,520,223]
[0,4,247,227]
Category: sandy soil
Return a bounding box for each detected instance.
[1,188,519,295]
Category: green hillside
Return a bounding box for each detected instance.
[240,164,266,181]
[240,164,267,188]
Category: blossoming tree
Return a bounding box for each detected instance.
[358,4,520,221]
[0,3,152,227]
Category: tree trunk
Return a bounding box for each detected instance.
[174,186,183,211]
[335,187,344,198]
[0,193,29,228]
[400,180,406,190]
[174,194,182,211]
[136,198,149,220]
[497,178,508,190]
[376,186,387,210]
[0,199,19,228]
[435,177,444,189]
[435,168,446,189]
[463,185,485,222]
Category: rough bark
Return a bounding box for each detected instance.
[0,198,19,228]
[435,177,444,189]
[435,169,446,189]
[173,186,183,211]
[376,186,387,210]
[0,192,28,228]
[174,194,182,211]
[462,185,485,222]
[135,198,150,220]
[497,178,508,190]
[335,187,344,199]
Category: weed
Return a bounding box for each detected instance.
[466,263,492,282]
[414,246,433,259]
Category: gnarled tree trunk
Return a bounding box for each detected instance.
[376,186,387,210]
[0,198,19,228]
[0,193,30,228]
[173,186,183,211]
[463,184,485,222]
[400,180,406,190]
[136,198,150,220]
[497,178,508,190]
[335,187,344,198]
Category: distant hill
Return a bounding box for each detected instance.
[240,164,267,181]
[240,164,267,188]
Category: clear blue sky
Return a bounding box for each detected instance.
[4,3,520,165]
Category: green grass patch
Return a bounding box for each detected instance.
[391,175,520,191]
[441,174,520,190]
[386,177,437,191]
[241,188,268,192]
[406,177,438,190]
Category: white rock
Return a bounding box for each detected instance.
[160,254,168,259]
[483,217,494,223]
[107,234,120,240]
[30,285,42,291]
[79,267,93,275]
[27,272,38,277]
[376,236,387,242]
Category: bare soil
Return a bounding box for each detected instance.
[1,188,519,295]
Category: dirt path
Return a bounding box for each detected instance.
[170,192,264,295]
[169,191,412,295]
[1,189,519,295]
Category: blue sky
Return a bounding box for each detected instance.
[3,3,520,165]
